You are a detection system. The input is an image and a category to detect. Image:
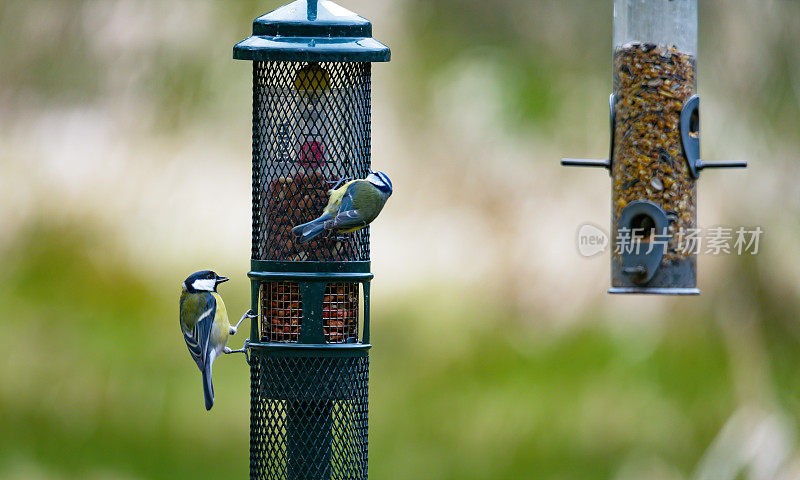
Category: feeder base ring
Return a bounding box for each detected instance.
[608,287,700,295]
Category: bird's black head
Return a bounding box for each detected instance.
[183,270,229,293]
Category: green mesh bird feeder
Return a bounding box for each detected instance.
[562,0,746,295]
[233,1,389,478]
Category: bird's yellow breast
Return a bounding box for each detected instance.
[209,292,230,344]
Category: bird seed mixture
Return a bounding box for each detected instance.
[612,42,697,261]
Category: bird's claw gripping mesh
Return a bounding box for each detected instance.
[250,354,369,480]
[251,61,372,262]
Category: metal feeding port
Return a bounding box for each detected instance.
[260,281,359,344]
[234,0,389,478]
[561,0,746,295]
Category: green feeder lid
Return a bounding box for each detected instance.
[233,0,390,63]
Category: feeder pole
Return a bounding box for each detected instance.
[307,0,317,20]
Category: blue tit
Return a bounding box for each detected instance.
[292,170,393,245]
[179,270,255,410]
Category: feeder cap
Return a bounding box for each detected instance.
[233,0,390,63]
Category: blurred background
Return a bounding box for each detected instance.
[1,0,800,479]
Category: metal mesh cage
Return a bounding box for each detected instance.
[322,283,359,343]
[261,282,303,342]
[260,282,359,344]
[252,61,372,262]
[250,354,369,480]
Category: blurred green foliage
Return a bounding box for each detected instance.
[1,221,798,479]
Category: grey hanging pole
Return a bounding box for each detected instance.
[307,0,318,21]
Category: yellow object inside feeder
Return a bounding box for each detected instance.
[294,63,330,92]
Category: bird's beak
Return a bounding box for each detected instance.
[216,276,230,284]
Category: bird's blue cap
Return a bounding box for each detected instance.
[233,0,390,63]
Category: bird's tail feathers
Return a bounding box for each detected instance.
[292,215,331,245]
[202,356,214,411]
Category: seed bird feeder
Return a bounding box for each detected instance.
[562,0,745,295]
[233,1,389,478]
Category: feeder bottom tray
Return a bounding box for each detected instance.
[611,255,697,294]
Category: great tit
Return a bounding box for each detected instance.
[179,270,255,410]
[292,171,393,245]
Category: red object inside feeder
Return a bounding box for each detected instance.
[298,141,324,168]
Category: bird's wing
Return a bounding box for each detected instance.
[331,209,368,229]
[323,180,356,216]
[182,293,216,372]
[337,183,357,212]
[329,181,376,229]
